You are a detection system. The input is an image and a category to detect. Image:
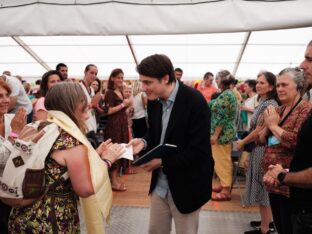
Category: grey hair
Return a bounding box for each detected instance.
[278,67,304,91]
[215,69,231,81]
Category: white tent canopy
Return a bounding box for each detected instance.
[0,0,312,80]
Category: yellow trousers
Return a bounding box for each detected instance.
[211,143,233,187]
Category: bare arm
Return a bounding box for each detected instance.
[51,145,94,198]
[91,92,101,108]
[236,125,264,150]
[284,168,312,188]
[241,105,255,113]
[211,125,223,145]
[264,164,312,189]
[107,99,130,115]
[257,127,270,146]
[35,110,48,121]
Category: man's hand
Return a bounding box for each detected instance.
[263,164,286,190]
[140,158,162,172]
[128,138,145,155]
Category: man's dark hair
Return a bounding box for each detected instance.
[204,72,213,79]
[56,63,67,71]
[174,68,183,73]
[35,79,41,85]
[137,54,175,83]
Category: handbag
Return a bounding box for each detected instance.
[239,131,256,153]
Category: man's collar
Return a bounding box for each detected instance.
[159,81,179,103]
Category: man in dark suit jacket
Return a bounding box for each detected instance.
[130,54,214,234]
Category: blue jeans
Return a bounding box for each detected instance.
[292,210,312,234]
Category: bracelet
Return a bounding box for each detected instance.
[238,140,245,147]
[141,138,147,150]
[103,158,112,168]
[9,131,19,138]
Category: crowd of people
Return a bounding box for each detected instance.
[0,40,311,234]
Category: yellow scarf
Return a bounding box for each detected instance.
[47,111,112,234]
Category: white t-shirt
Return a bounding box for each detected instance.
[244,94,259,130]
[132,92,146,119]
[5,76,32,115]
[79,82,97,133]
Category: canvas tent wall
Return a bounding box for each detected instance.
[0,0,312,80]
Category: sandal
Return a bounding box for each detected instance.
[112,183,127,192]
[212,186,223,193]
[211,192,231,201]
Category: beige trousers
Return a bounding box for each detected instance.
[149,193,200,234]
[211,143,233,187]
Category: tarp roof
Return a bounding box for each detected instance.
[0,0,312,80]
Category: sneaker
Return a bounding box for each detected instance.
[244,229,270,234]
[249,221,275,232]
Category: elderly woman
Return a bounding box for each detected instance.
[236,72,278,234]
[0,80,26,234]
[209,70,237,201]
[259,68,312,234]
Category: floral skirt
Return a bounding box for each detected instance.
[8,193,79,234]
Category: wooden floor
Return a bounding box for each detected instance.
[112,166,257,213]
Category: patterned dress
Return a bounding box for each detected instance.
[262,99,312,197]
[243,99,278,206]
[103,90,129,143]
[9,130,81,234]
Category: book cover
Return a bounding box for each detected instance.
[132,144,177,166]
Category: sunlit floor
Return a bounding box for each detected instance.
[80,167,277,234]
[104,206,260,234]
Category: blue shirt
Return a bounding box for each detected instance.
[154,81,179,199]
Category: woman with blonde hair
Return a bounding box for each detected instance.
[131,80,148,138]
[8,82,125,233]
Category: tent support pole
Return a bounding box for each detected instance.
[233,31,251,77]
[11,36,51,71]
[125,35,138,66]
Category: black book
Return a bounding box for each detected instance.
[132,144,178,166]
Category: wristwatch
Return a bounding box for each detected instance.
[277,172,287,185]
